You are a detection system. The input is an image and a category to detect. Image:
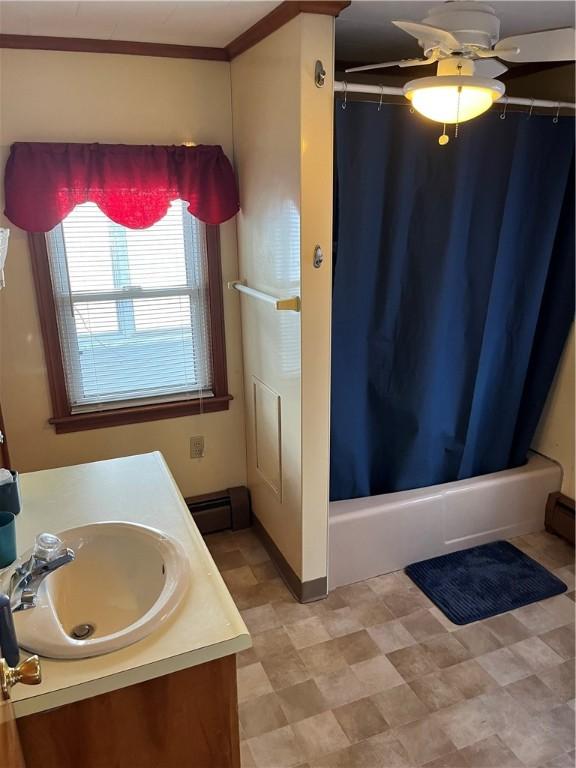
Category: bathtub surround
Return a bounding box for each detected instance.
[207,526,575,768]
[330,102,575,502]
[329,452,561,588]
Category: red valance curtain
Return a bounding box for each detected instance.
[4,142,240,232]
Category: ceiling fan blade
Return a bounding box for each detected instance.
[495,28,575,62]
[399,55,439,68]
[392,20,460,50]
[474,59,508,78]
[345,57,431,73]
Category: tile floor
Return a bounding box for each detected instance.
[205,529,575,768]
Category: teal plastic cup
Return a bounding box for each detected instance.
[0,512,16,568]
[0,472,21,516]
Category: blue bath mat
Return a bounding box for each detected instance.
[405,540,567,625]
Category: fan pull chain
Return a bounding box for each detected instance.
[553,103,560,123]
[378,84,384,112]
[454,85,462,138]
[500,98,508,120]
[341,81,348,110]
[439,123,449,146]
[527,99,535,120]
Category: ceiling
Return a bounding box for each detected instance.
[0,1,281,47]
[0,0,574,58]
[336,1,576,63]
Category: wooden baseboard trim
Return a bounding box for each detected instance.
[301,574,329,603]
[252,516,327,603]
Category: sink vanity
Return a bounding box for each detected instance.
[5,452,251,768]
[9,522,190,658]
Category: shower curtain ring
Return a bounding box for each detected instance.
[553,103,560,123]
[378,84,384,112]
[499,98,508,120]
[342,81,348,110]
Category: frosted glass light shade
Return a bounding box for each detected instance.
[404,75,505,124]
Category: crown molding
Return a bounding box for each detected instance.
[226,1,350,60]
[0,34,229,60]
[0,2,351,62]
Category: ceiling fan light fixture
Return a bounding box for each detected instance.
[403,74,505,124]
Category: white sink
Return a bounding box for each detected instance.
[10,522,190,659]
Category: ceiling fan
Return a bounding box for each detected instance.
[345,2,575,125]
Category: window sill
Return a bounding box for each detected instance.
[49,394,233,433]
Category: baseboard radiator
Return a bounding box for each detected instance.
[185,486,251,535]
[545,492,575,546]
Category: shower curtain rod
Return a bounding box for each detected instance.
[333,81,576,110]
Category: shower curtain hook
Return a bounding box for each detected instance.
[342,81,348,110]
[499,98,508,120]
[553,102,560,123]
[527,99,534,120]
[378,84,384,112]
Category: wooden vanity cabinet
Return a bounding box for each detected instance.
[17,655,240,768]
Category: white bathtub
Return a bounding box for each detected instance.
[328,451,562,589]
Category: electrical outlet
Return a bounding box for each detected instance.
[190,435,205,459]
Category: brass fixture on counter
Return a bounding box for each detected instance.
[1,655,41,697]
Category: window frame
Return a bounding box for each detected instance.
[28,223,231,433]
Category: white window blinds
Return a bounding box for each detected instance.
[46,200,213,411]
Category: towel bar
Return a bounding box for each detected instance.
[227,281,300,312]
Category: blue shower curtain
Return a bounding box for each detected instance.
[330,103,575,502]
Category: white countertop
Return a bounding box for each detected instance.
[8,452,250,718]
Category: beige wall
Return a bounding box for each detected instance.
[515,65,575,499]
[299,15,335,583]
[232,18,303,576]
[533,324,575,499]
[0,49,247,498]
[231,14,334,583]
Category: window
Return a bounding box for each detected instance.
[29,201,230,433]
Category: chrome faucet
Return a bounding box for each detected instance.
[8,533,75,612]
